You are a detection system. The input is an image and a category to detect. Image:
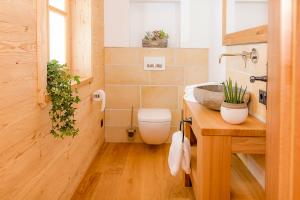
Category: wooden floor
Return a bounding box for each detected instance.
[72,143,195,200]
[231,155,265,200]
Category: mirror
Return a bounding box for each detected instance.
[223,0,268,46]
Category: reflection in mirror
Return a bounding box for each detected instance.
[226,0,268,34]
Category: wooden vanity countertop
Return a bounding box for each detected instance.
[185,101,266,137]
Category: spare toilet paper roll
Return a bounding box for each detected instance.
[93,89,106,112]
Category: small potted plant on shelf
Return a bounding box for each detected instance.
[221,78,249,125]
[142,30,169,48]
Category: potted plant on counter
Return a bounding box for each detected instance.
[142,30,169,48]
[221,78,249,124]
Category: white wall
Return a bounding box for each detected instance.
[130,2,180,47]
[104,0,130,47]
[104,0,212,48]
[180,0,212,48]
[226,0,268,33]
[208,0,226,82]
[104,0,226,81]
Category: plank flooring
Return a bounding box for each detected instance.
[72,143,265,200]
[72,143,195,200]
[231,155,265,200]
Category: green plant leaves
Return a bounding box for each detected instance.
[223,78,247,104]
[143,30,169,41]
[47,60,81,138]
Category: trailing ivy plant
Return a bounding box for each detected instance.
[47,60,81,138]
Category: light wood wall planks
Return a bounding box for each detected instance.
[0,0,105,199]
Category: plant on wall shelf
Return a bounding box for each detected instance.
[142,30,169,48]
[47,60,81,138]
[144,30,169,41]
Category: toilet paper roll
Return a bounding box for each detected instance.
[93,89,106,112]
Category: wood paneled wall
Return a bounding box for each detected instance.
[266,0,300,199]
[0,0,104,199]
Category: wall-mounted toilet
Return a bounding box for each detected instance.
[138,108,171,145]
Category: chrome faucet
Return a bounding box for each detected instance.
[219,48,259,68]
[219,52,249,64]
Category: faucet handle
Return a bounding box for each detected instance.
[250,75,268,83]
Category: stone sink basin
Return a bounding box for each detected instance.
[193,84,250,111]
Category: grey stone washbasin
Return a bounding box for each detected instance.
[193,84,250,111]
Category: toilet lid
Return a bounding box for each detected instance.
[138,109,171,123]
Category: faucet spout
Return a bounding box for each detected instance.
[218,49,259,68]
[218,53,247,64]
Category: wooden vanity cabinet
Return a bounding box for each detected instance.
[183,101,266,200]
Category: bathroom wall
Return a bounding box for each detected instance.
[0,0,105,199]
[226,43,267,187]
[226,44,267,122]
[104,0,226,82]
[208,0,226,82]
[104,47,208,142]
[104,0,213,48]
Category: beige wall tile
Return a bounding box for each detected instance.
[104,47,210,143]
[184,66,208,85]
[226,44,267,75]
[140,48,175,65]
[105,48,140,65]
[105,126,142,143]
[105,65,150,85]
[141,86,178,109]
[105,109,138,127]
[171,109,181,127]
[106,85,140,109]
[226,68,267,121]
[175,48,209,66]
[248,81,267,120]
[225,44,267,186]
[150,67,184,85]
[178,86,184,110]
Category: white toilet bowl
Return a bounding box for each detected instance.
[138,108,171,145]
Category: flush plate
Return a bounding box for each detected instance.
[144,56,165,71]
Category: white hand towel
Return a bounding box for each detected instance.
[168,131,191,176]
[181,136,191,174]
[168,131,183,176]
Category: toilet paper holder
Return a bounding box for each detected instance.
[93,89,106,112]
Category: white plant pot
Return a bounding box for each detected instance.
[220,102,248,125]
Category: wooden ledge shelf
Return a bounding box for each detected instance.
[184,101,266,200]
[45,76,93,103]
[71,76,93,89]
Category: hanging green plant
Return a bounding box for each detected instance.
[47,60,81,138]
